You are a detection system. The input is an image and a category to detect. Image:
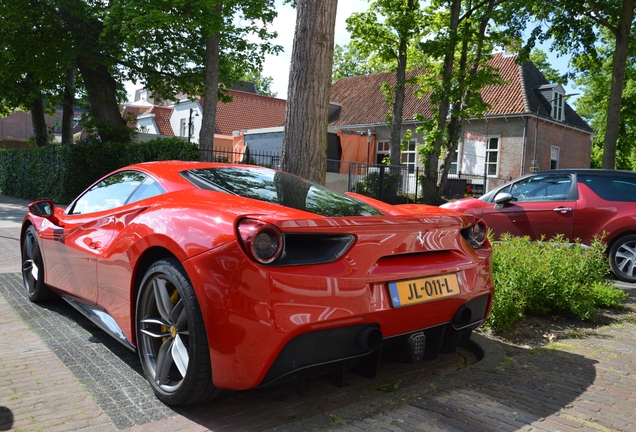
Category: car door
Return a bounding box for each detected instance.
[40,171,148,304]
[482,173,576,241]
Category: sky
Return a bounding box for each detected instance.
[262,0,371,99]
[126,1,574,102]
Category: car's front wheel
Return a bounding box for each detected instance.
[609,234,636,283]
[22,225,53,302]
[136,258,228,405]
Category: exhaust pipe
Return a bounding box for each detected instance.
[356,326,382,351]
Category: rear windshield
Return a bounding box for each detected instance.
[579,174,636,202]
[182,167,383,217]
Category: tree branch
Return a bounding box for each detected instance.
[585,0,617,35]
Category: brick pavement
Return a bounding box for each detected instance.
[1,193,636,431]
[0,292,114,431]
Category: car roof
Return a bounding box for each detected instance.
[537,168,636,177]
[120,161,270,192]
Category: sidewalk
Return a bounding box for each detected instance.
[1,193,635,431]
[0,195,30,274]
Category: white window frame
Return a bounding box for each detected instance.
[401,140,417,173]
[449,147,459,174]
[180,118,187,137]
[550,146,560,169]
[485,136,500,177]
[375,140,390,164]
[551,91,564,121]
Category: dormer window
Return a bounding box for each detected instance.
[537,84,566,122]
[140,90,148,102]
[551,91,564,121]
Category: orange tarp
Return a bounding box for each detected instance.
[232,133,246,163]
[337,131,375,174]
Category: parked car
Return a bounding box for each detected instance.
[441,169,636,282]
[21,161,494,406]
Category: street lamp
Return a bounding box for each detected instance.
[530,93,579,172]
[187,108,199,143]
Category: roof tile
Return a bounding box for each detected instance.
[209,90,287,135]
[329,53,591,132]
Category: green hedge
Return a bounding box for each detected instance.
[0,137,200,204]
[486,234,627,332]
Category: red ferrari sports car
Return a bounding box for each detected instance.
[21,161,493,406]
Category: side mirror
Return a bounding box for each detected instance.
[29,200,62,226]
[29,200,55,217]
[493,192,513,209]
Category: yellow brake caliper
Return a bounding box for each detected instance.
[160,288,181,343]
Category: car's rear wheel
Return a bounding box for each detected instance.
[21,225,53,302]
[609,235,636,283]
[136,258,228,405]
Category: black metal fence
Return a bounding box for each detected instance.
[346,162,487,204]
[199,147,281,169]
[198,148,488,204]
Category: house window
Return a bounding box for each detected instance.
[449,149,458,175]
[376,141,390,164]
[401,140,416,173]
[486,136,499,177]
[53,117,61,133]
[140,90,148,101]
[550,146,560,169]
[180,118,187,137]
[551,92,564,121]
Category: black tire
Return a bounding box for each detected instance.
[21,225,53,302]
[609,235,636,283]
[135,258,229,406]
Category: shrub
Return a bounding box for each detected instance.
[0,138,200,203]
[486,234,626,333]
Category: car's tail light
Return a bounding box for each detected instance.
[237,219,283,264]
[462,220,488,248]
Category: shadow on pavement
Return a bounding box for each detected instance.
[0,272,600,431]
[0,406,13,431]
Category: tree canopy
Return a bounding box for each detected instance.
[573,28,636,170]
[523,0,636,169]
[0,0,280,145]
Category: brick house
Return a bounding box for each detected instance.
[129,88,287,151]
[0,106,85,146]
[328,52,594,192]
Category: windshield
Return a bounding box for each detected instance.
[183,167,384,217]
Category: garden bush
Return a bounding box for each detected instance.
[0,137,200,204]
[486,233,628,333]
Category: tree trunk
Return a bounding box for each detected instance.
[61,67,76,145]
[30,97,48,147]
[199,2,224,162]
[421,0,461,204]
[601,0,635,169]
[437,0,494,198]
[76,55,130,143]
[281,0,338,184]
[389,35,408,166]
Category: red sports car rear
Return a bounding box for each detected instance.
[22,161,494,405]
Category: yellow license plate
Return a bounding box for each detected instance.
[388,273,460,307]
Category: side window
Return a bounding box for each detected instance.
[510,174,573,202]
[485,137,499,177]
[127,176,165,204]
[401,140,416,173]
[69,171,147,215]
[376,141,390,164]
[579,175,636,202]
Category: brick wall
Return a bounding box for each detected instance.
[0,111,37,140]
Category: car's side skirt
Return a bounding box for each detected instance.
[62,296,136,351]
